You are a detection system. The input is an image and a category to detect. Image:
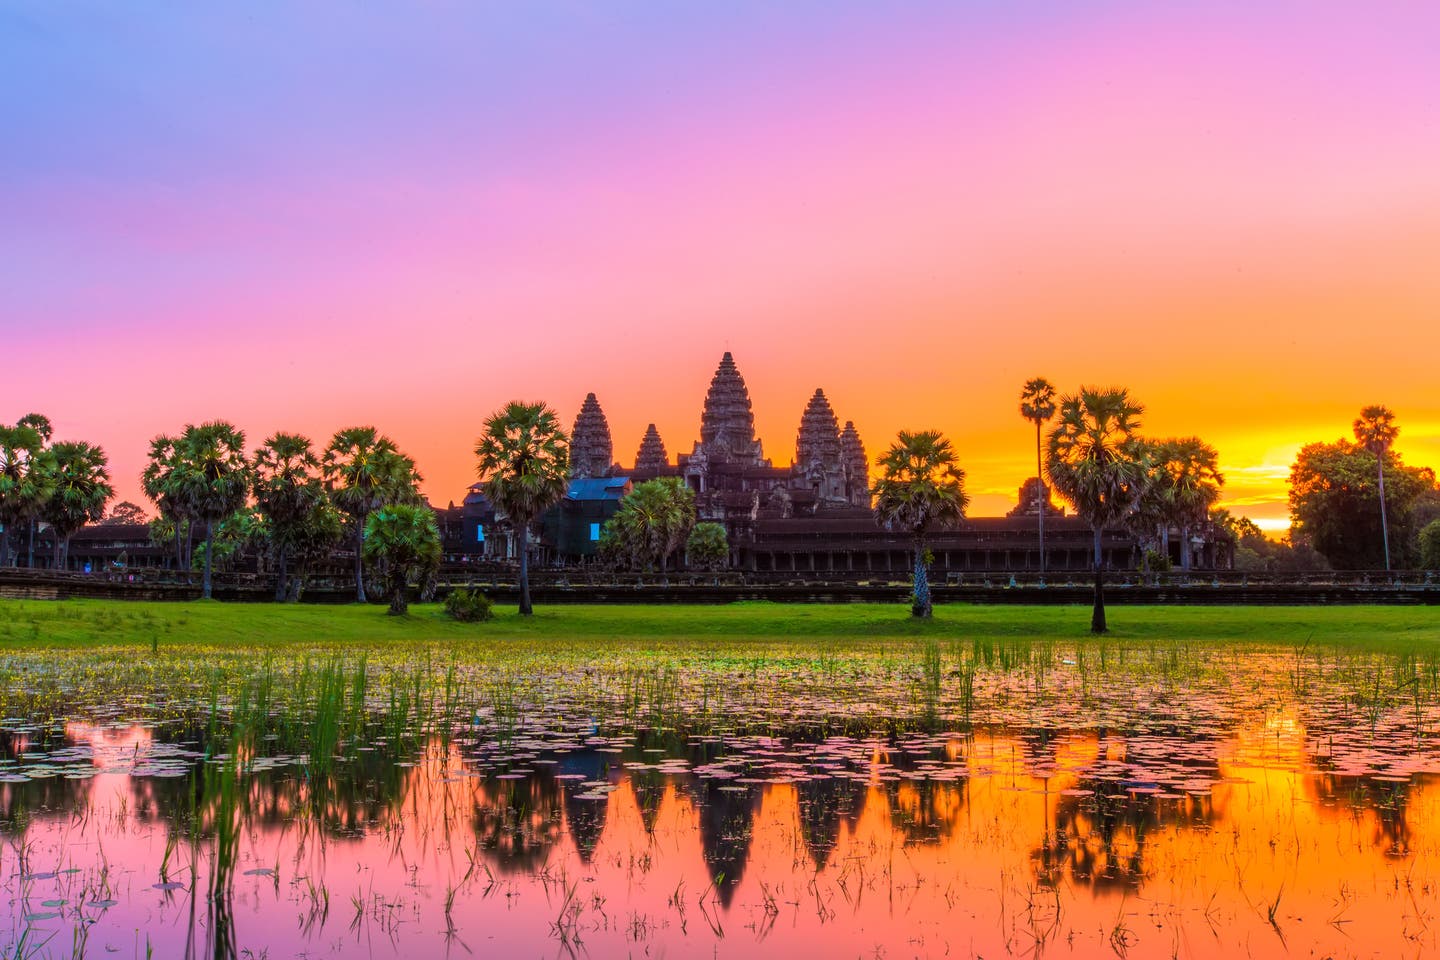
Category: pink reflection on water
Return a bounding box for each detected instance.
[1,722,1439,958]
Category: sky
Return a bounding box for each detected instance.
[4,2,1438,530]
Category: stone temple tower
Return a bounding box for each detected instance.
[840,421,870,508]
[794,389,845,503]
[569,392,616,479]
[634,424,669,472]
[696,352,765,466]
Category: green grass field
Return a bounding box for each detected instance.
[0,598,1435,654]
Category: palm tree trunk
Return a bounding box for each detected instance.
[202,520,214,600]
[53,535,62,570]
[354,517,367,603]
[389,572,407,615]
[63,535,71,570]
[0,526,9,567]
[1180,524,1192,572]
[26,520,35,568]
[276,548,288,602]
[1091,526,1107,634]
[518,523,533,616]
[1035,421,1045,577]
[1378,457,1391,572]
[912,538,931,619]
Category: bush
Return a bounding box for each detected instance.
[444,587,494,623]
[685,521,729,571]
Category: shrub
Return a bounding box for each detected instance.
[444,587,494,623]
[686,521,729,571]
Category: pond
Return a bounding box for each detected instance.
[2,638,1439,958]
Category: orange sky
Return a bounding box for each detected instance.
[4,4,1439,530]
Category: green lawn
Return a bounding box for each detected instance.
[0,598,1435,653]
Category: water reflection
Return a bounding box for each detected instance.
[3,712,1440,958]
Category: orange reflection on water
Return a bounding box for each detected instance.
[6,719,1440,958]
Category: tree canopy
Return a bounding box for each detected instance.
[323,426,421,603]
[101,500,149,525]
[1046,387,1146,633]
[603,478,696,573]
[686,521,729,571]
[253,433,326,601]
[475,401,569,615]
[0,420,56,567]
[1019,377,1058,574]
[363,503,441,616]
[1420,519,1440,571]
[1289,438,1436,569]
[41,441,114,567]
[872,429,968,618]
[170,422,251,598]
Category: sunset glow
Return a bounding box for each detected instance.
[5,3,1438,528]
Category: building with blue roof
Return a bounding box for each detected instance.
[539,476,632,559]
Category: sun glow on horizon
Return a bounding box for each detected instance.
[2,3,1438,525]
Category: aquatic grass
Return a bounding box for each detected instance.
[914,637,943,726]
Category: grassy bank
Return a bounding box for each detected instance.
[0,598,1435,653]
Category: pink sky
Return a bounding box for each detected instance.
[4,3,1438,527]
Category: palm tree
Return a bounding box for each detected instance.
[0,422,56,568]
[1353,405,1399,572]
[605,478,696,575]
[475,402,570,616]
[172,422,251,600]
[362,504,441,616]
[41,441,113,569]
[322,427,421,603]
[1159,437,1223,572]
[142,434,193,571]
[288,498,344,601]
[1046,387,1146,633]
[1019,378,1058,576]
[871,430,968,619]
[1125,440,1168,576]
[16,414,53,568]
[253,433,324,601]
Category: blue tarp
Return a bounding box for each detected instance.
[566,477,630,502]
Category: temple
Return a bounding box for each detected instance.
[515,351,1197,572]
[25,350,1223,578]
[614,354,881,547]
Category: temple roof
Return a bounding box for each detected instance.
[634,423,669,472]
[698,352,764,465]
[570,392,614,479]
[839,420,869,507]
[795,388,842,472]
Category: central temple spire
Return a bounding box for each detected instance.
[698,351,764,465]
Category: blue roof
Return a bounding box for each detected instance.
[567,476,630,501]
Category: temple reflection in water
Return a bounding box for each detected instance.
[5,714,1440,958]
